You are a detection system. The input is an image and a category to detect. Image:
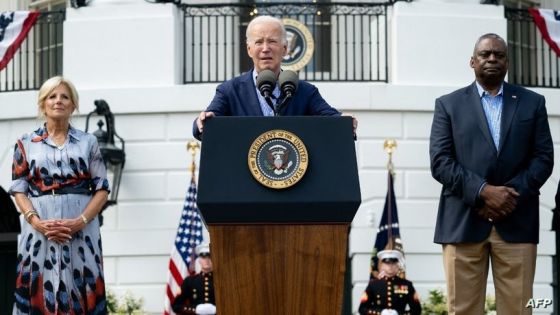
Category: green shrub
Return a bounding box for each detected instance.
[485,295,496,314]
[421,289,448,315]
[106,290,119,313]
[106,289,145,315]
[421,289,496,315]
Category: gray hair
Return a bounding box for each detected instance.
[245,15,288,45]
[473,33,508,56]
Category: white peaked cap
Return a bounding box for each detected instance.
[195,243,210,256]
[377,249,405,267]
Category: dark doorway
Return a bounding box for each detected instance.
[0,185,19,314]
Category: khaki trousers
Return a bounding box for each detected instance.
[442,227,536,315]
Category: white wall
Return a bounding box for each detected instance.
[0,0,557,314]
[63,2,182,89]
[391,2,506,85]
[0,0,24,11]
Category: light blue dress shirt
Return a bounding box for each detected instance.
[252,69,281,116]
[475,81,503,150]
[475,81,504,198]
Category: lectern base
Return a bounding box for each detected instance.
[208,224,348,315]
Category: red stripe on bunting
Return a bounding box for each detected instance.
[528,8,560,56]
[0,11,39,70]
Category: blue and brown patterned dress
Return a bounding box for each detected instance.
[10,125,109,314]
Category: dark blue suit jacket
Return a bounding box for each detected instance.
[430,82,553,244]
[193,70,340,140]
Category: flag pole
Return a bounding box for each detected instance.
[186,139,201,275]
[383,138,397,176]
[187,140,200,180]
[383,139,397,250]
[164,140,203,315]
[370,139,403,279]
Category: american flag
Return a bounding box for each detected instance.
[163,177,204,315]
[370,172,405,280]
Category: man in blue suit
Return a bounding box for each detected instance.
[429,33,553,315]
[192,15,355,140]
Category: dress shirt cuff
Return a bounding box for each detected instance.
[477,181,487,199]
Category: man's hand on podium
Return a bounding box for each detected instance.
[197,111,216,134]
[342,112,358,138]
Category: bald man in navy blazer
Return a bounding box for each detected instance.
[192,16,353,141]
[429,33,553,315]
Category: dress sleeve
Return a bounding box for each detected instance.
[9,138,30,195]
[89,137,110,192]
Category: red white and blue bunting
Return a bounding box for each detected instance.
[0,11,39,70]
[529,8,560,56]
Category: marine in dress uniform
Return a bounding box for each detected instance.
[172,243,217,315]
[358,250,421,315]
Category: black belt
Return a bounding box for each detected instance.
[36,188,91,197]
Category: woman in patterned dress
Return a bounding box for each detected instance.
[10,76,109,314]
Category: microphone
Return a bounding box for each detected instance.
[278,70,299,98]
[256,70,277,99]
[275,70,299,116]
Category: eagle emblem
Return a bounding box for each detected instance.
[284,30,302,61]
[266,144,293,175]
[248,130,308,189]
[281,18,314,72]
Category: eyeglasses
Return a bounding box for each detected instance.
[381,258,399,264]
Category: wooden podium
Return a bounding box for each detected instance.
[197,117,361,314]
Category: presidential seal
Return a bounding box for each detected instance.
[248,130,308,189]
[282,18,314,71]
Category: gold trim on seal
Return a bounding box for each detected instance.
[248,130,309,189]
[282,18,315,72]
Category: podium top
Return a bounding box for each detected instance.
[197,116,361,224]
